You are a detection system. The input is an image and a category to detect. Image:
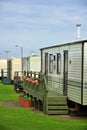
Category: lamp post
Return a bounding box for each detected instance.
[21,46,23,72]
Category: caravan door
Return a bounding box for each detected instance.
[45,53,48,77]
[63,51,68,96]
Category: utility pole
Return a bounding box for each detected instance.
[21,46,23,72]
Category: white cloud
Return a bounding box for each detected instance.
[1,2,87,28]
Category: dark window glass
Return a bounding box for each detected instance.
[49,54,54,73]
[57,53,61,74]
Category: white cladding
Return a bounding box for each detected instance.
[11,58,22,80]
[0,59,7,77]
[30,56,41,72]
[83,42,87,105]
[8,56,41,80]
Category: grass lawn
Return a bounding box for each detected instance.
[0,82,87,130]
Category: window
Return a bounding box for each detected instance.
[49,54,54,73]
[57,53,61,74]
[45,53,48,74]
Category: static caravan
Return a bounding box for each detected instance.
[8,58,22,81]
[0,59,7,78]
[40,40,87,107]
[22,55,41,72]
[14,55,41,93]
[29,55,41,72]
[7,56,41,82]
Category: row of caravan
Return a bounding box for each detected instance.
[0,55,41,81]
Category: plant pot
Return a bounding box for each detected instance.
[19,96,24,105]
[19,96,31,107]
[24,101,31,107]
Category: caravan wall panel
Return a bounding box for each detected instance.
[66,43,82,104]
[83,42,87,105]
[30,56,41,72]
[11,58,22,80]
[0,59,7,77]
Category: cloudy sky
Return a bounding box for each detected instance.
[0,0,87,58]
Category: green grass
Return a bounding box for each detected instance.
[0,84,19,101]
[0,82,87,130]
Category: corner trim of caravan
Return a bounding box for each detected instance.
[81,42,84,105]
